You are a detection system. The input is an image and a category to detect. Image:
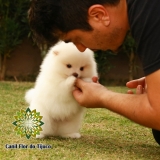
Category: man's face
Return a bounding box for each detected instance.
[62,2,129,53]
[63,25,128,53]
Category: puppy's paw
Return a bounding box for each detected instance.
[36,134,45,139]
[61,132,81,139]
[66,76,76,86]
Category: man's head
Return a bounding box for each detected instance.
[29,0,129,51]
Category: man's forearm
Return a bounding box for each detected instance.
[101,90,160,130]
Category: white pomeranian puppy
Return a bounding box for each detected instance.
[25,41,98,139]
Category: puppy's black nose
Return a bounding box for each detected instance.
[72,73,78,78]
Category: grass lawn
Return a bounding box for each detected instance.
[0,82,159,160]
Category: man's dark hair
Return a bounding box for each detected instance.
[28,0,120,46]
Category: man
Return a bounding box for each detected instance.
[29,0,160,145]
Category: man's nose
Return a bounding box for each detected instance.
[75,43,87,52]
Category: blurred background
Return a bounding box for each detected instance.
[0,0,144,85]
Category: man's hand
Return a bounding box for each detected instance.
[73,77,107,108]
[73,72,160,130]
[126,77,147,94]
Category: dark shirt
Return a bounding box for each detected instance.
[127,0,160,75]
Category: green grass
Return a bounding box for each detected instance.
[0,82,159,160]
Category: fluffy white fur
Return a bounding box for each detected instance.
[25,41,98,138]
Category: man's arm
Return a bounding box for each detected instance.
[73,70,160,130]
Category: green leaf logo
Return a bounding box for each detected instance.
[12,108,44,139]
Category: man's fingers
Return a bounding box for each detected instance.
[92,76,98,83]
[127,85,144,94]
[136,85,143,94]
[126,77,145,88]
[73,88,82,99]
[75,77,98,89]
[75,78,85,88]
[127,90,134,94]
[72,87,84,106]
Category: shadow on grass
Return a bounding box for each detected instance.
[87,135,159,157]
[49,135,160,159]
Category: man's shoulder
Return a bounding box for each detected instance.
[127,0,160,76]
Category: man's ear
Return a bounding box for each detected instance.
[88,5,110,26]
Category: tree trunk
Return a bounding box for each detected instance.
[0,54,7,81]
[128,51,135,81]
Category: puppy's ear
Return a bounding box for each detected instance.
[53,51,59,55]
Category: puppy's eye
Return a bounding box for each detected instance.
[80,67,84,71]
[66,64,72,68]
